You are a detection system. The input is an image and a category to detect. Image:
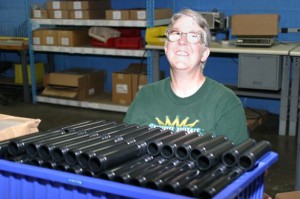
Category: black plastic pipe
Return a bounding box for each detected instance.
[161,132,200,158]
[222,138,256,167]
[175,134,214,160]
[189,135,228,162]
[238,140,272,171]
[196,141,234,170]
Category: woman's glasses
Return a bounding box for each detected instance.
[166,29,204,44]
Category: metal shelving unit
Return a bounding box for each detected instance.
[26,0,170,112]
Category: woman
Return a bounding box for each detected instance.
[124,8,249,145]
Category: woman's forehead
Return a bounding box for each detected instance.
[172,15,201,31]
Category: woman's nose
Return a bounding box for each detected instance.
[178,33,188,45]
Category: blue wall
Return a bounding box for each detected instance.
[1,0,300,114]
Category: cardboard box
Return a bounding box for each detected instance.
[275,191,300,199]
[130,8,173,20]
[67,0,111,10]
[32,29,44,45]
[40,29,58,46]
[57,29,90,46]
[31,9,48,19]
[132,72,147,99]
[42,69,106,100]
[112,71,132,105]
[48,10,69,19]
[105,10,130,20]
[112,63,164,105]
[0,114,40,142]
[14,62,45,85]
[69,10,106,19]
[231,14,279,36]
[67,1,101,10]
[47,1,68,10]
[34,29,58,46]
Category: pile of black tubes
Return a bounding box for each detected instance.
[0,120,272,198]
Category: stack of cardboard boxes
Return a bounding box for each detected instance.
[112,63,164,105]
[32,0,112,47]
[42,68,106,101]
[33,28,90,47]
[32,0,111,20]
[105,8,172,20]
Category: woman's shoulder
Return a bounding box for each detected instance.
[140,77,170,91]
[204,77,237,98]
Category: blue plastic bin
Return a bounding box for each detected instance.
[0,152,278,199]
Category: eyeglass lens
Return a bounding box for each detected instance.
[167,30,202,44]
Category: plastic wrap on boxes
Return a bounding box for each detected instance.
[89,27,120,43]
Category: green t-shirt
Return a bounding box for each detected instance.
[124,77,249,145]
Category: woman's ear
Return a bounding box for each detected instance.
[201,47,210,63]
[164,41,168,54]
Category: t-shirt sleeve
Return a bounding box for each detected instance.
[214,103,249,145]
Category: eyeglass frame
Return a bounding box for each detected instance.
[165,29,205,44]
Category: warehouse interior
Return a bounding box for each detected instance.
[1,0,300,198]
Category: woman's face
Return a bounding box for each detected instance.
[164,15,209,72]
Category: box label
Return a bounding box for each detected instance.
[33,37,41,45]
[88,88,95,95]
[75,11,83,19]
[33,10,42,18]
[61,38,70,46]
[52,2,61,9]
[54,10,62,19]
[46,37,54,45]
[116,84,128,94]
[74,2,82,9]
[112,11,121,20]
[137,11,146,20]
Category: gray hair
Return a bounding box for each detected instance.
[167,8,211,47]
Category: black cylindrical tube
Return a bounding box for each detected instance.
[112,156,167,183]
[66,165,84,174]
[198,167,244,198]
[196,141,234,170]
[76,127,156,168]
[7,154,32,164]
[189,135,228,162]
[238,140,272,170]
[63,120,111,133]
[222,138,256,167]
[29,158,44,166]
[180,164,228,197]
[147,131,188,156]
[145,160,195,190]
[7,127,73,156]
[88,141,148,172]
[64,125,142,166]
[37,132,98,160]
[161,132,200,158]
[96,123,138,140]
[98,154,155,180]
[175,134,214,160]
[41,159,57,169]
[128,158,181,187]
[0,140,12,157]
[45,124,134,162]
[25,121,115,158]
[162,169,201,194]
[54,162,70,171]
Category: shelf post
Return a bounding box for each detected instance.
[24,0,36,103]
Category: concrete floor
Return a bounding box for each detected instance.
[0,94,297,198]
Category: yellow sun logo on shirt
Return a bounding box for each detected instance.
[155,116,199,127]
